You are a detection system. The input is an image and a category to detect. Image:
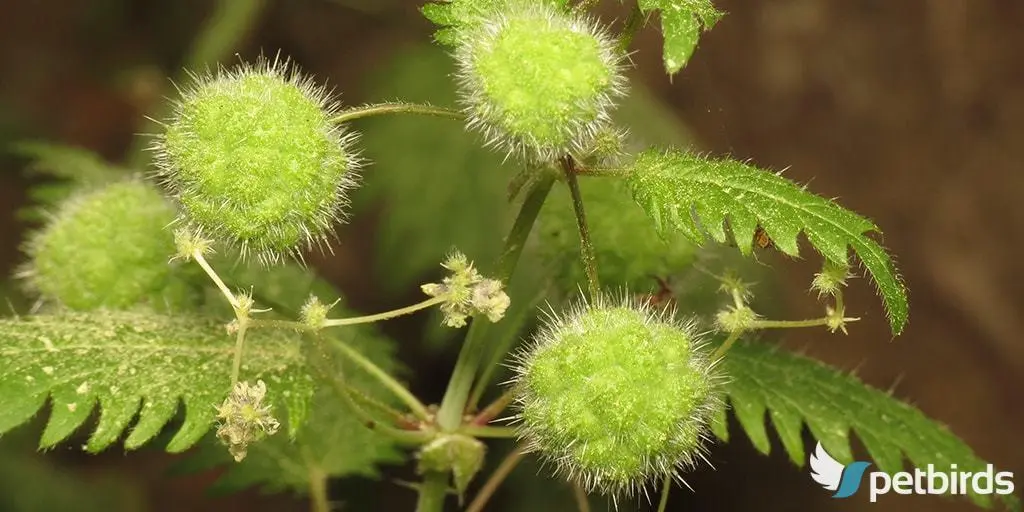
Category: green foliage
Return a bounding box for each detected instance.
[11,142,126,221]
[184,328,403,494]
[156,60,358,264]
[0,310,314,453]
[627,149,909,334]
[22,180,201,312]
[714,340,1020,510]
[0,444,143,512]
[353,46,509,294]
[633,0,724,74]
[422,0,571,46]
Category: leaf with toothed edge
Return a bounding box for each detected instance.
[422,0,572,47]
[633,0,724,75]
[627,149,908,335]
[718,340,1020,511]
[0,310,314,453]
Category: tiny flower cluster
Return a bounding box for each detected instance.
[421,252,510,328]
[214,379,281,462]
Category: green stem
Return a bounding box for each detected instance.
[307,334,431,445]
[572,484,591,512]
[331,103,464,124]
[458,425,517,438]
[193,250,240,309]
[419,171,554,512]
[711,330,742,360]
[416,472,449,512]
[127,0,267,168]
[465,448,526,512]
[561,156,600,299]
[308,467,330,512]
[347,385,419,429]
[618,4,645,52]
[657,474,671,512]
[322,297,444,327]
[436,173,554,431]
[471,388,515,425]
[229,320,249,384]
[328,338,430,421]
[749,317,859,329]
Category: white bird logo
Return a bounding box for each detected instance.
[809,441,845,491]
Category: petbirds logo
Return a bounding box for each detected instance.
[809,442,1015,503]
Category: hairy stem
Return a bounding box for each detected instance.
[328,338,430,420]
[465,448,526,512]
[562,156,600,299]
[322,297,444,327]
[618,4,645,52]
[331,102,464,124]
[657,474,671,512]
[127,0,267,167]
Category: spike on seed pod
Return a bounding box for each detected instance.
[454,1,628,162]
[509,293,723,498]
[151,56,360,265]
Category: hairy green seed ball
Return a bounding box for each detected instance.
[23,181,200,312]
[456,3,626,161]
[155,60,357,264]
[512,299,719,496]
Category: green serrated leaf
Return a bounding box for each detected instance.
[0,310,314,453]
[11,142,128,221]
[636,0,724,74]
[181,316,403,493]
[720,341,1020,510]
[627,149,908,335]
[354,45,510,294]
[422,0,571,47]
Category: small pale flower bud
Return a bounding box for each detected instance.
[421,251,510,327]
[214,379,281,462]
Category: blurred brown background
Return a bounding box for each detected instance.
[0,0,1021,511]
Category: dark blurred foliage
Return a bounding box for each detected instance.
[0,1,1021,511]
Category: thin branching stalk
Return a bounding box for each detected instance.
[465,448,527,512]
[562,156,600,298]
[331,103,464,124]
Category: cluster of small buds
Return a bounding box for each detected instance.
[300,295,337,330]
[811,260,853,297]
[214,379,281,462]
[715,303,759,333]
[421,252,510,328]
[171,227,214,262]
